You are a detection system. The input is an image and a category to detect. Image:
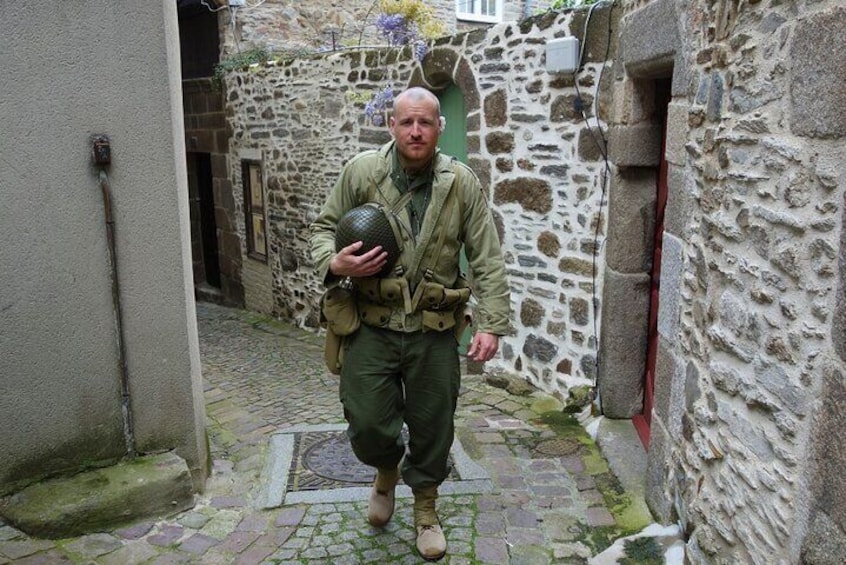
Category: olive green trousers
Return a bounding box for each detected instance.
[340,323,460,490]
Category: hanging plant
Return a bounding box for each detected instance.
[359,0,444,125]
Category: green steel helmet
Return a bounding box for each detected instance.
[335,203,401,277]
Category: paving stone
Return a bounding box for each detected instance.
[585,506,616,527]
[178,512,211,530]
[61,533,122,558]
[0,527,22,542]
[218,530,260,553]
[97,542,159,565]
[0,539,55,560]
[234,543,275,564]
[177,533,218,555]
[11,550,73,564]
[149,553,193,564]
[475,537,510,564]
[146,525,185,547]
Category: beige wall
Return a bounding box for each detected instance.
[0,0,208,493]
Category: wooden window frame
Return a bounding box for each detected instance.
[242,159,268,262]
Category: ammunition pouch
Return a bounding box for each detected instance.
[320,285,360,375]
[358,301,393,327]
[354,276,473,334]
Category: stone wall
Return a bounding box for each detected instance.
[224,6,617,393]
[608,0,846,562]
[217,0,458,57]
[216,1,560,57]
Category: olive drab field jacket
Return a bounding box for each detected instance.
[310,141,511,336]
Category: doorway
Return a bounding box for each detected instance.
[436,84,471,354]
[187,152,221,289]
[632,79,671,448]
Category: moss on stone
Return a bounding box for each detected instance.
[530,395,564,414]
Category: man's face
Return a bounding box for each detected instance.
[389,96,441,171]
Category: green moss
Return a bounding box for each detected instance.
[573,523,619,554]
[592,472,651,534]
[581,445,609,475]
[530,395,563,414]
[620,537,663,564]
[534,410,582,434]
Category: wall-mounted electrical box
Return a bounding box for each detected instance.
[546,36,580,74]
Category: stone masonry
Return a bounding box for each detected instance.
[608,0,846,563]
[218,0,561,58]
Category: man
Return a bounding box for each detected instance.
[310,87,510,561]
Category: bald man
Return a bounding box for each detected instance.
[310,86,510,561]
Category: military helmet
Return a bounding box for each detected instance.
[335,203,401,277]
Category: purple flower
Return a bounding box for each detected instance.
[375,13,417,46]
[412,40,428,62]
[364,85,394,126]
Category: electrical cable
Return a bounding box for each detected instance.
[571,1,615,399]
[200,0,228,12]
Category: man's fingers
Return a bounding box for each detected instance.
[340,241,364,256]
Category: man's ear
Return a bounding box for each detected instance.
[439,116,446,133]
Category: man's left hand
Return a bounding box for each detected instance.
[467,332,499,363]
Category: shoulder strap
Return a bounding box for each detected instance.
[408,186,457,312]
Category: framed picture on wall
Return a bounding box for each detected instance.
[242,159,267,262]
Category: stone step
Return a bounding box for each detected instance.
[0,452,195,539]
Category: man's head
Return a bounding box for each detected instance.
[389,87,445,172]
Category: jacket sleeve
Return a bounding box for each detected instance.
[309,159,365,286]
[459,169,512,336]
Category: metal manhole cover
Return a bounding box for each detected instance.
[304,432,374,484]
[533,437,583,457]
[286,430,460,492]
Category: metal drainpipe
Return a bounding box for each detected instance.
[93,135,137,459]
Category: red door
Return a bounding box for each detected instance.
[633,101,670,449]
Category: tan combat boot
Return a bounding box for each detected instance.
[413,486,446,561]
[367,467,400,527]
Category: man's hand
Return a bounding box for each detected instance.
[329,241,388,278]
[467,332,499,363]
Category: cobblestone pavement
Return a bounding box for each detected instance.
[0,302,653,564]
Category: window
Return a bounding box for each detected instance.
[455,0,503,23]
[242,160,267,262]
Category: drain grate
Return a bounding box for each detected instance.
[532,437,584,458]
[286,429,460,492]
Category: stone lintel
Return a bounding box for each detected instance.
[619,0,680,79]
